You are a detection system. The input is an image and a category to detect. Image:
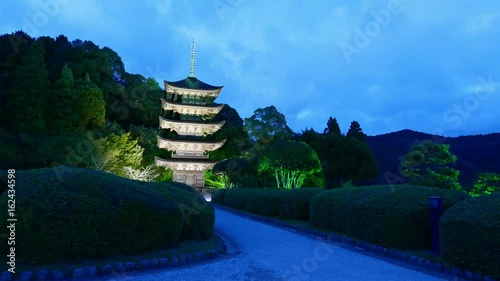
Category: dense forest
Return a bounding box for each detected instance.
[1,31,498,191]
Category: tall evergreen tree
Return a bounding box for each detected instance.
[47,63,81,134]
[7,40,49,134]
[346,120,366,142]
[75,74,106,130]
[324,116,341,135]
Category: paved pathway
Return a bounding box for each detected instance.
[98,208,456,281]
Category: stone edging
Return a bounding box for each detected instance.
[0,235,227,281]
[213,203,498,281]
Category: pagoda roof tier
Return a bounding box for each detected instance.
[165,77,223,91]
[155,157,218,171]
[162,99,224,117]
[157,136,226,152]
[159,117,225,137]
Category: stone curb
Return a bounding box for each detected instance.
[0,235,227,281]
[212,203,499,281]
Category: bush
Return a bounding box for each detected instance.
[440,193,500,278]
[212,189,225,204]
[310,185,468,249]
[0,167,188,265]
[213,187,323,219]
[143,181,215,240]
[279,188,323,220]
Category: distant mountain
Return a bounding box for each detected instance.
[366,129,500,189]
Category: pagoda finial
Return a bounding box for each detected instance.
[189,39,196,78]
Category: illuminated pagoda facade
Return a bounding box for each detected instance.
[155,40,226,188]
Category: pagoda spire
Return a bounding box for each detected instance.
[189,39,196,78]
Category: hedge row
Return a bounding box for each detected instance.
[310,185,469,249]
[212,188,322,220]
[0,167,214,265]
[440,193,500,279]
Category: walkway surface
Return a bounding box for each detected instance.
[98,208,455,281]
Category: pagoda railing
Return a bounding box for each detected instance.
[171,152,209,159]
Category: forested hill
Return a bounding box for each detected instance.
[0,31,246,173]
[367,129,500,188]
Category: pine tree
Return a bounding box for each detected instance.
[324,116,341,135]
[346,120,366,142]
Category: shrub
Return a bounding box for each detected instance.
[279,188,323,220]
[213,187,323,219]
[0,167,186,265]
[440,193,500,278]
[310,185,468,249]
[143,181,215,240]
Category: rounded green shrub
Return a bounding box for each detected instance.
[143,181,215,240]
[440,193,500,278]
[0,167,184,265]
[310,185,469,249]
[279,188,323,220]
[211,189,225,204]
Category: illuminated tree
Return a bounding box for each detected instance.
[257,141,321,189]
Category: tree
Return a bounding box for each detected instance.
[123,165,159,182]
[7,40,50,134]
[469,173,500,196]
[257,141,321,189]
[346,120,366,142]
[213,158,250,188]
[324,117,341,135]
[401,142,461,191]
[85,132,144,177]
[75,74,106,130]
[244,106,293,154]
[209,104,251,160]
[47,63,82,134]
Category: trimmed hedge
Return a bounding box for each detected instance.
[143,181,215,240]
[278,188,323,220]
[310,185,469,249]
[440,193,500,278]
[212,188,323,220]
[0,167,213,265]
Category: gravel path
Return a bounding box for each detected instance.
[97,208,455,281]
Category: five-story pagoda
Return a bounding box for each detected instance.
[155,40,226,189]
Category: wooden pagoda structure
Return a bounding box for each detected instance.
[155,40,226,188]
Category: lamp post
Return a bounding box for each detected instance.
[429,196,443,255]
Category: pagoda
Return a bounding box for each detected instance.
[155,40,226,189]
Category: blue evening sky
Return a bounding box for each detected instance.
[1,0,499,136]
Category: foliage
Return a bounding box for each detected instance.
[401,142,461,191]
[143,181,215,240]
[5,40,49,134]
[213,158,251,188]
[277,188,323,220]
[310,185,469,249]
[469,172,500,196]
[213,188,323,220]
[324,116,341,135]
[440,193,500,278]
[209,104,251,160]
[0,167,184,265]
[244,106,293,155]
[257,141,321,189]
[346,120,366,142]
[75,74,106,130]
[299,118,378,188]
[124,164,159,182]
[85,132,144,176]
